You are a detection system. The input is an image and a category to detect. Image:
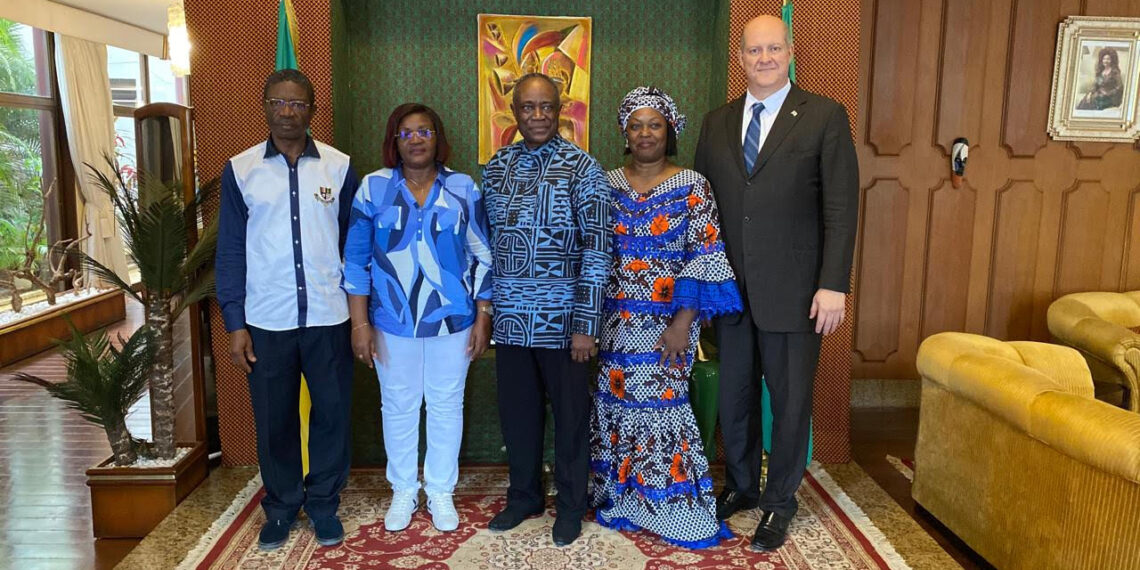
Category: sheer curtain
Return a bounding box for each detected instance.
[54,34,130,284]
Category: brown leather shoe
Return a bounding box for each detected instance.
[750,510,791,551]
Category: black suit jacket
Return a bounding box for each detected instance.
[694,84,859,332]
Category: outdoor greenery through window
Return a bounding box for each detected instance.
[0,18,62,316]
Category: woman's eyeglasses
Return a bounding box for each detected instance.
[397,128,436,140]
[264,98,312,113]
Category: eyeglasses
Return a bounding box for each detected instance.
[264,98,312,113]
[516,103,559,116]
[396,128,435,140]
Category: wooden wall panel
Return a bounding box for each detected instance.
[854,0,1140,379]
[1125,190,1140,290]
[935,0,989,154]
[1001,0,1081,157]
[1084,0,1140,16]
[921,182,976,338]
[984,183,1043,340]
[1054,183,1111,296]
[866,0,920,155]
[854,180,910,362]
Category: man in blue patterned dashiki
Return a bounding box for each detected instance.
[590,86,742,548]
[342,104,492,534]
[215,69,358,550]
[482,73,612,547]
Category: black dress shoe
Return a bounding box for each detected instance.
[488,505,544,532]
[715,488,759,520]
[750,510,791,551]
[551,516,581,547]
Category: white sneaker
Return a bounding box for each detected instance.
[426,492,459,532]
[384,489,419,531]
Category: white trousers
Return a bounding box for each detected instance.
[373,327,471,495]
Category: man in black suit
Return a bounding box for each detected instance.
[693,15,859,551]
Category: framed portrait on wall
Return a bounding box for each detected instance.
[1048,16,1140,142]
[477,14,592,163]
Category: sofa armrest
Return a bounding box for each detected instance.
[917,332,1019,389]
[1007,341,1094,398]
[1048,298,1140,371]
[1031,391,1140,483]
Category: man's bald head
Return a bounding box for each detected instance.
[740,15,792,50]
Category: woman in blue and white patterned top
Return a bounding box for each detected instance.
[342,103,493,534]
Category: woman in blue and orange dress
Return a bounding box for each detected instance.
[590,86,743,548]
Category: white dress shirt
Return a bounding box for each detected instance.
[740,80,793,152]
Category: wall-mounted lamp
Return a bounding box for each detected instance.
[167,1,190,76]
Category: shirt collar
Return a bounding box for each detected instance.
[744,80,792,116]
[394,163,449,184]
[263,135,320,160]
[517,134,563,156]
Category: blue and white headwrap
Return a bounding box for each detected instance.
[617,86,687,136]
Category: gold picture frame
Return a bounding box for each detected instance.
[1048,16,1140,142]
[477,14,592,163]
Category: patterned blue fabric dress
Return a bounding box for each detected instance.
[589,168,742,548]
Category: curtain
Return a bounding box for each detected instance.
[54,34,131,285]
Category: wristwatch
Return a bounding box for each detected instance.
[479,305,495,316]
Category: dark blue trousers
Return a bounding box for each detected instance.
[246,321,354,521]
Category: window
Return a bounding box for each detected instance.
[107,48,189,283]
[0,19,66,312]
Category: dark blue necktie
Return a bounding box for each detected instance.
[743,101,765,173]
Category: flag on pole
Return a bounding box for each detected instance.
[782,0,797,82]
[276,0,299,71]
[274,0,312,476]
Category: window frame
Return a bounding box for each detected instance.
[0,28,77,313]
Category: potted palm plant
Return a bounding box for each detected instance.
[82,159,218,461]
[27,159,219,537]
[12,324,156,466]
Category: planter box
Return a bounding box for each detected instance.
[0,289,126,367]
[86,441,209,538]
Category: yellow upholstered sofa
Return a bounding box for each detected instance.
[1047,291,1140,411]
[914,332,1140,570]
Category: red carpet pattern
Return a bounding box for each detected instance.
[179,466,909,569]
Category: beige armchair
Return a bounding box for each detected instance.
[915,332,1140,570]
[1047,291,1140,411]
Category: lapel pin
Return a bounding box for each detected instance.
[791,110,798,117]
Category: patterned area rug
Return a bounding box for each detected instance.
[178,465,909,569]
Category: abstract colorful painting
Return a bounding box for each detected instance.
[477,14,591,163]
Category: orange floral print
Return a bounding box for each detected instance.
[687,192,703,208]
[662,387,675,400]
[650,214,670,235]
[702,223,718,247]
[621,309,631,320]
[652,277,675,303]
[618,456,631,483]
[615,222,628,235]
[625,259,649,272]
[637,472,646,485]
[670,453,687,482]
[610,432,618,445]
[681,439,690,452]
[616,290,627,300]
[609,369,626,399]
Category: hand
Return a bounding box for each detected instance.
[570,333,597,363]
[351,324,378,368]
[228,329,257,373]
[467,314,491,360]
[654,323,690,368]
[809,288,847,335]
